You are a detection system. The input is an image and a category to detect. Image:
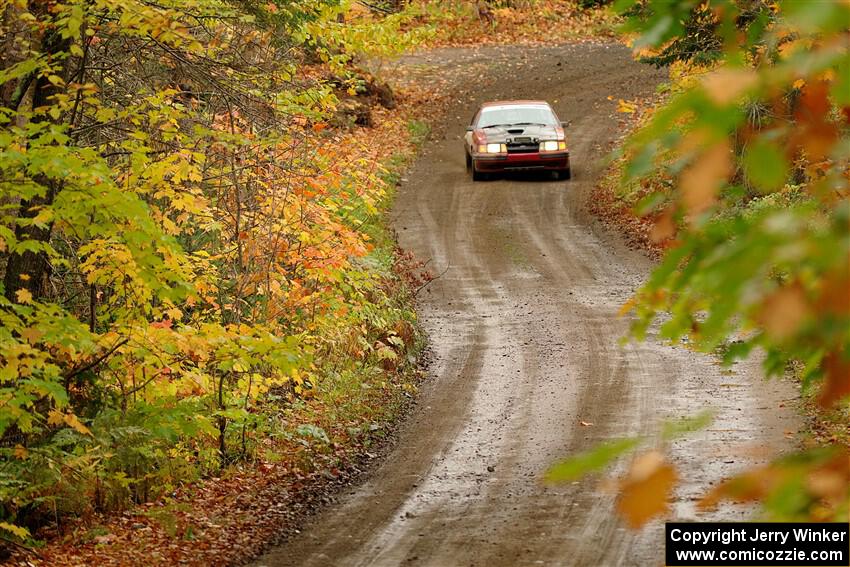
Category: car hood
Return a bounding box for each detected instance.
[479,124,561,142]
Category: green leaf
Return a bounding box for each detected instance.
[545,438,641,483]
[661,411,714,441]
[781,0,850,33]
[0,521,30,540]
[743,140,788,193]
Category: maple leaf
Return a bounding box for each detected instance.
[64,413,92,435]
[47,409,65,427]
[616,451,677,528]
[15,288,33,304]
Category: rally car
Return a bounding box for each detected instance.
[464,100,570,181]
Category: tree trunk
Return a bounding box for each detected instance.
[3,3,72,302]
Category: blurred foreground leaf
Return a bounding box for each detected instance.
[546,438,641,482]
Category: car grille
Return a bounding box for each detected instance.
[506,136,538,153]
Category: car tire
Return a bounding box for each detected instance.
[555,168,571,180]
[465,152,472,171]
[471,160,487,181]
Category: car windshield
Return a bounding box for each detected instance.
[476,105,557,128]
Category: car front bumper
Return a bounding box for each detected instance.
[474,151,569,172]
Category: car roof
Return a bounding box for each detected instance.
[480,100,551,108]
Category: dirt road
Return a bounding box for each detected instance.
[252,43,799,567]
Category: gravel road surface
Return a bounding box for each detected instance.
[252,42,799,567]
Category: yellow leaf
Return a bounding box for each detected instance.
[47,409,65,426]
[15,288,33,304]
[13,445,28,459]
[63,412,92,436]
[0,522,30,540]
[819,68,836,82]
[617,99,637,113]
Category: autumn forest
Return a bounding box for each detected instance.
[0,0,847,565]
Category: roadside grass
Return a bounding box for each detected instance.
[804,400,850,448]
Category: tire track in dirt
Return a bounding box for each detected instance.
[251,42,800,567]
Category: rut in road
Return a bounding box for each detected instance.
[252,43,800,567]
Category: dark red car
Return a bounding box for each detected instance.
[464,100,570,181]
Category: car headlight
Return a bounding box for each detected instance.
[540,140,566,151]
[478,143,506,154]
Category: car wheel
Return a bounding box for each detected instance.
[471,160,487,181]
[555,168,571,180]
[465,152,472,170]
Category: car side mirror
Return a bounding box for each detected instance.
[561,120,571,128]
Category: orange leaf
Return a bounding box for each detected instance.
[792,81,839,160]
[818,350,850,408]
[797,81,831,118]
[759,283,809,341]
[680,141,731,222]
[649,205,676,243]
[617,451,677,528]
[816,269,850,316]
[701,68,758,105]
[699,465,778,510]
